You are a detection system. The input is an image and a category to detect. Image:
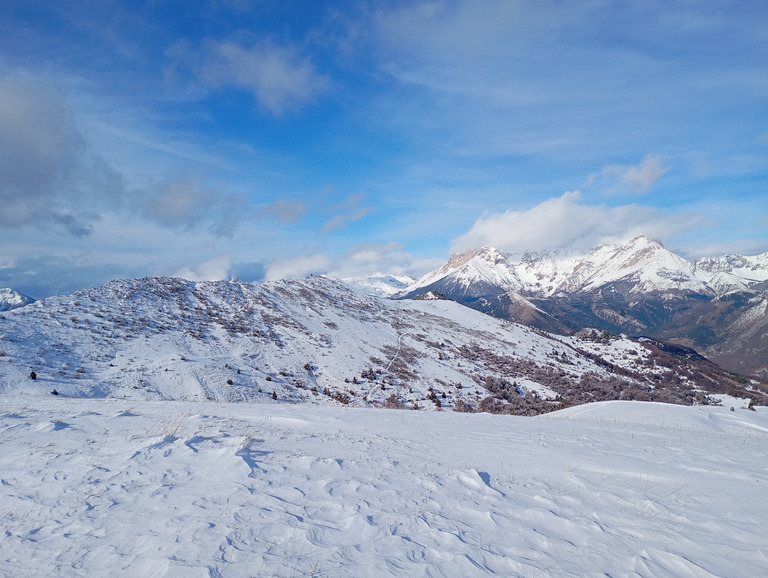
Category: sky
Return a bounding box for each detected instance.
[1,0,767,298]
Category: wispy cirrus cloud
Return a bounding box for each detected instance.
[259,199,307,223]
[322,193,371,232]
[196,40,331,116]
[588,155,670,195]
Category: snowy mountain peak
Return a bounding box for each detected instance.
[404,245,522,296]
[442,246,507,272]
[693,251,768,292]
[568,235,704,294]
[0,288,35,312]
[608,235,665,266]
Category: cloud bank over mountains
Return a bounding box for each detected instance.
[451,191,692,255]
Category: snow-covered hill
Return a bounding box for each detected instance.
[0,288,34,312]
[0,275,756,413]
[1,396,766,577]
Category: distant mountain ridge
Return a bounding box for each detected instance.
[0,288,34,312]
[398,236,768,378]
[404,236,768,298]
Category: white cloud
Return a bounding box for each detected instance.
[199,41,330,115]
[451,191,694,254]
[590,155,670,194]
[328,242,443,280]
[259,199,306,223]
[322,193,371,232]
[174,254,231,282]
[264,243,442,283]
[264,254,333,282]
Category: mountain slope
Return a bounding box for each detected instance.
[0,275,759,413]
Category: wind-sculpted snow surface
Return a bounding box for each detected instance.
[0,398,766,576]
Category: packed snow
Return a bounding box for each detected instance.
[1,396,766,577]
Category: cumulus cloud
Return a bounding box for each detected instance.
[590,155,670,194]
[198,40,330,115]
[174,254,231,282]
[259,199,306,223]
[264,254,333,282]
[322,193,372,232]
[451,191,694,254]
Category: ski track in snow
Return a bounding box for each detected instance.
[1,397,766,577]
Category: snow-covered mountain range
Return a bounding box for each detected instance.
[404,236,768,298]
[0,288,34,312]
[398,236,768,378]
[0,274,760,413]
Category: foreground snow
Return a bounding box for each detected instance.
[1,397,766,577]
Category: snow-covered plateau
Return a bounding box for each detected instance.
[1,396,766,577]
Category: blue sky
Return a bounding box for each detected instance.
[1,0,767,297]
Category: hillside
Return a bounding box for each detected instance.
[1,275,762,414]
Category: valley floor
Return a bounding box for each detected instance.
[1,396,766,577]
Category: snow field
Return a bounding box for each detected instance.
[1,397,766,577]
